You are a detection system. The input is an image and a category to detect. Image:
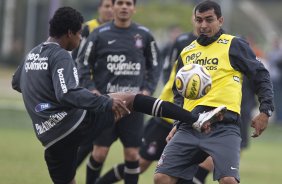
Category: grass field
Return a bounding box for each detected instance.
[1,67,282,183]
[1,109,282,184]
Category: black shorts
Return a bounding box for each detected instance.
[94,112,144,147]
[139,117,172,161]
[44,111,114,184]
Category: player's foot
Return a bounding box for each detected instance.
[192,105,227,133]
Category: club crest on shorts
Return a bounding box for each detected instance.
[157,154,166,167]
[147,141,157,155]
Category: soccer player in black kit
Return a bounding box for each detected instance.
[12,6,226,184]
[77,0,161,183]
[93,30,199,184]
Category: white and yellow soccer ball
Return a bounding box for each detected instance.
[175,64,212,99]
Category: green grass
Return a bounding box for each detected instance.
[1,108,282,184]
[2,67,282,183]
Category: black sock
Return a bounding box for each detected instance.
[133,94,198,124]
[86,156,103,184]
[124,160,140,184]
[193,166,209,184]
[76,144,93,168]
[96,163,125,184]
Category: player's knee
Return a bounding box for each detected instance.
[124,148,139,161]
[139,158,152,173]
[154,173,175,184]
[219,176,238,184]
[91,146,109,162]
[154,173,164,184]
[67,178,76,184]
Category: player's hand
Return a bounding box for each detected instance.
[91,89,101,95]
[251,112,269,138]
[111,97,131,122]
[166,126,177,143]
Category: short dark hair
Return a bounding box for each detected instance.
[194,0,222,18]
[49,7,84,37]
[112,0,136,5]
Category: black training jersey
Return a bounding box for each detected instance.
[169,32,198,64]
[161,32,197,83]
[77,21,161,94]
[12,42,113,148]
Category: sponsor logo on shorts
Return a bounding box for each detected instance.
[35,103,51,112]
[230,166,238,170]
[108,40,116,45]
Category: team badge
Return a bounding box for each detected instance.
[134,34,143,48]
[147,141,157,155]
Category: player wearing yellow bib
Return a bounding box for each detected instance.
[155,1,274,184]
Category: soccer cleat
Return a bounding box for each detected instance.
[192,105,227,132]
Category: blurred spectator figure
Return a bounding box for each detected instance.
[160,25,183,84]
[267,38,282,124]
[246,36,265,59]
[72,0,114,169]
[239,36,264,148]
[240,75,257,149]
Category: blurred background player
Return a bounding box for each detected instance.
[94,61,179,184]
[160,24,183,84]
[72,0,113,60]
[75,0,114,169]
[94,63,198,184]
[77,0,161,183]
[94,17,214,184]
[266,38,282,124]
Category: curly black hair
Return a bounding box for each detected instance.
[49,7,84,37]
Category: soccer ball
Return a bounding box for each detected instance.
[175,64,212,99]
